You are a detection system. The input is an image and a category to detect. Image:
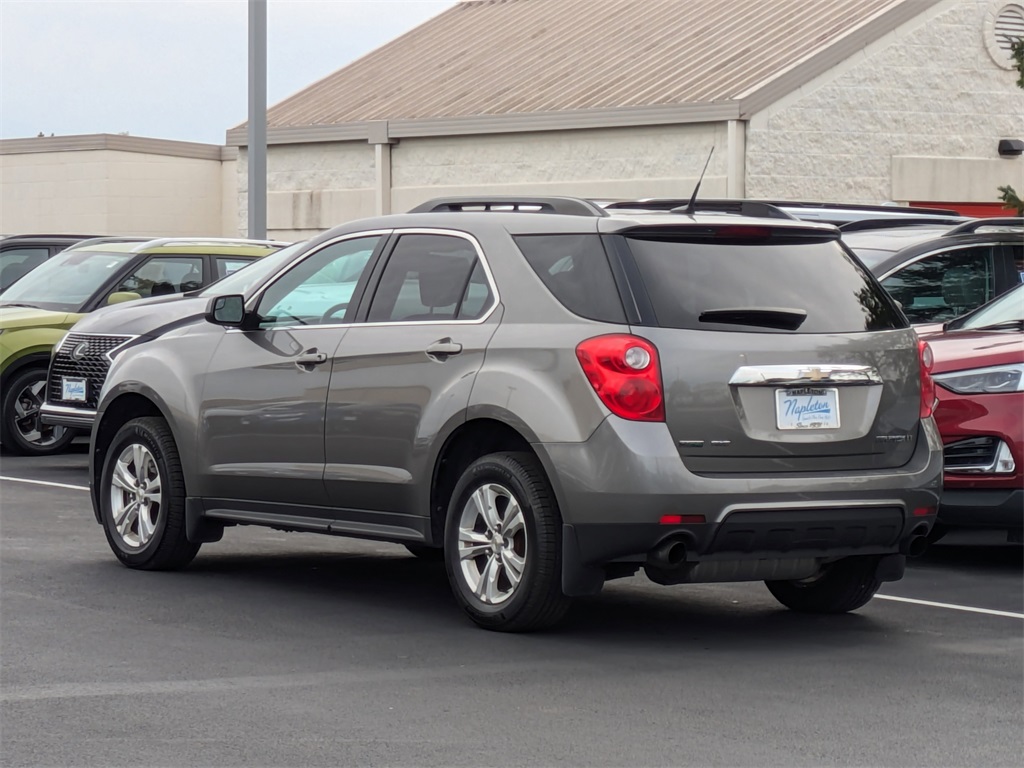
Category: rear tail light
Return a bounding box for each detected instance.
[918,339,936,419]
[576,334,665,421]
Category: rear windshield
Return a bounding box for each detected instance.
[625,235,906,333]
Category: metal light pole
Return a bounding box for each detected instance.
[248,0,267,239]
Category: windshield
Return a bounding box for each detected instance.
[0,249,134,312]
[198,241,306,298]
[953,284,1024,330]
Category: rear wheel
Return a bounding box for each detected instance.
[766,556,882,614]
[99,416,200,570]
[1,367,77,456]
[444,452,570,632]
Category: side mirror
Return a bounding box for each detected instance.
[108,291,142,305]
[206,294,247,327]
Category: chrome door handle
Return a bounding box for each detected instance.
[425,338,463,361]
[295,349,328,369]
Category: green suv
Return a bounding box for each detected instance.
[0,237,286,456]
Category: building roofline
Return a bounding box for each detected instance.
[224,101,743,147]
[736,0,942,117]
[0,133,235,161]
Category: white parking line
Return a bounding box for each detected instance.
[0,476,89,492]
[876,594,1023,619]
[3,472,1022,621]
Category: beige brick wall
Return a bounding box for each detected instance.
[746,0,1024,203]
[251,124,727,239]
[0,149,227,236]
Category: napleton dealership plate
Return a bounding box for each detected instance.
[775,387,840,429]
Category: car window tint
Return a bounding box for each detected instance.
[367,234,487,323]
[514,234,626,323]
[113,256,204,298]
[0,247,49,290]
[216,257,253,279]
[256,236,381,327]
[626,234,904,333]
[881,245,996,323]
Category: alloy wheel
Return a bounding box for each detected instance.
[109,443,163,549]
[456,482,528,605]
[13,378,66,447]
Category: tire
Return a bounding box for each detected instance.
[98,416,200,570]
[404,543,444,561]
[766,556,882,614]
[443,452,571,632]
[1,367,77,456]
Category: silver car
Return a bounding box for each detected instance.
[66,197,942,631]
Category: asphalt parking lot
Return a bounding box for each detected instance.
[2,447,1021,767]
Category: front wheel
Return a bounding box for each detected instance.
[1,367,77,456]
[766,556,882,614]
[444,452,570,632]
[99,416,200,570]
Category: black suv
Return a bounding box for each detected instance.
[841,218,1024,324]
[0,234,102,290]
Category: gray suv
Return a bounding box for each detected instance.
[77,197,943,631]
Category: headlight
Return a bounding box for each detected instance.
[933,364,1024,394]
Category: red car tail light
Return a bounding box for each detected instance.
[919,339,936,419]
[576,334,665,422]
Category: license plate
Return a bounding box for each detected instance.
[61,377,87,402]
[775,387,840,430]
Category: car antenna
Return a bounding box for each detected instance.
[679,146,715,216]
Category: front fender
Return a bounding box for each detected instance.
[0,329,69,379]
[98,332,219,485]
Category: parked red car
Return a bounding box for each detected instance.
[918,283,1023,541]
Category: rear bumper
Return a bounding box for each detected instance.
[40,403,97,430]
[538,416,943,595]
[938,488,1024,530]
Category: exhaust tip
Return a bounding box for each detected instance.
[648,537,688,569]
[903,535,929,558]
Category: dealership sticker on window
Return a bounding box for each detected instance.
[776,387,840,430]
[61,377,87,402]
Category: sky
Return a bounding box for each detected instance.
[0,0,457,145]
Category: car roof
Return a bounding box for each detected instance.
[842,219,1023,254]
[69,237,289,257]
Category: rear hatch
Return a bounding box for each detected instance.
[611,221,922,473]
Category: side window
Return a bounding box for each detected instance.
[367,234,490,322]
[113,256,204,298]
[216,257,253,280]
[514,234,626,323]
[881,246,996,323]
[0,247,49,290]
[255,236,380,327]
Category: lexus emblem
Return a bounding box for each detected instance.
[70,342,90,362]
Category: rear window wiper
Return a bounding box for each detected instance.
[699,307,808,331]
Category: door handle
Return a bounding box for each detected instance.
[425,338,463,361]
[295,349,328,369]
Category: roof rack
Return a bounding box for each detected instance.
[943,217,1024,236]
[838,216,970,233]
[604,199,796,220]
[137,237,291,248]
[410,196,608,217]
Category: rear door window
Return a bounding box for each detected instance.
[366,234,493,322]
[514,234,626,323]
[624,233,905,333]
[881,245,996,323]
